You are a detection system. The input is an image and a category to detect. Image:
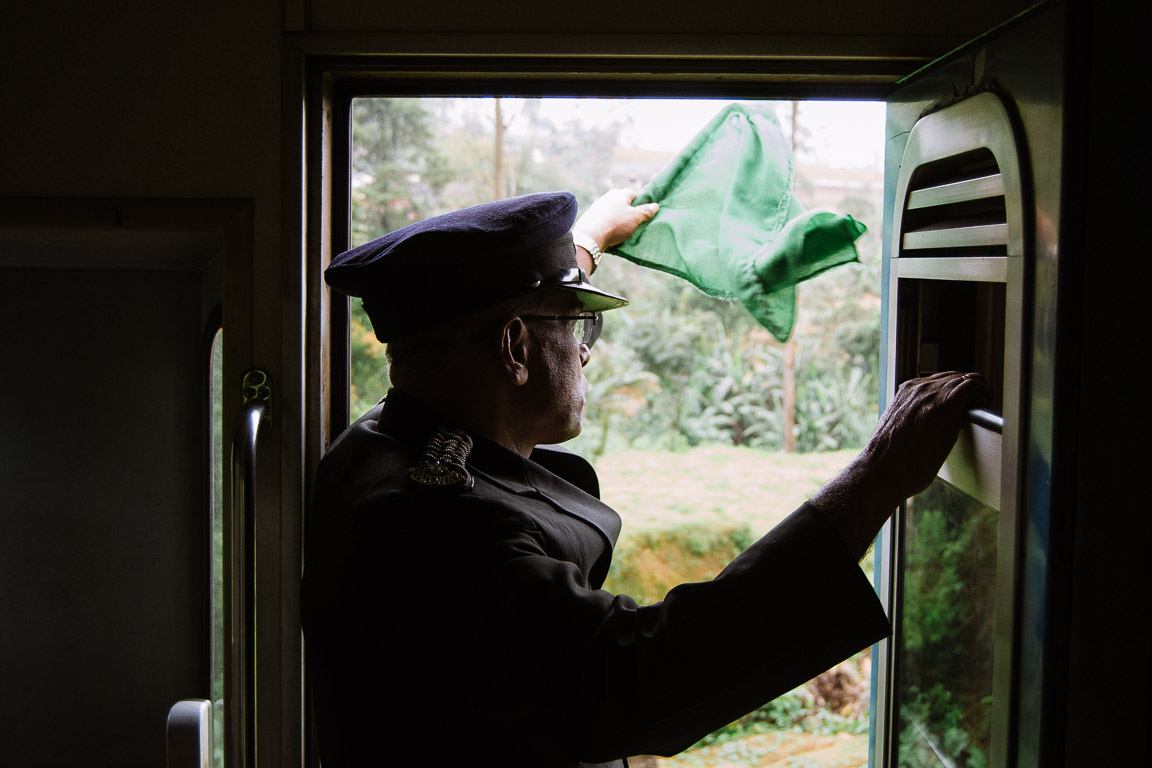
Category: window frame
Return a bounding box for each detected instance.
[877,91,1028,768]
[298,47,916,768]
[312,60,903,434]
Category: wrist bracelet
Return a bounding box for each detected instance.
[572,233,603,270]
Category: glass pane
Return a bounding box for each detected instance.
[896,477,997,767]
[209,328,225,768]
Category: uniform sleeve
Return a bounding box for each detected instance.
[424,498,889,762]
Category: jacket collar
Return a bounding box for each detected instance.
[376,390,533,492]
[375,390,620,549]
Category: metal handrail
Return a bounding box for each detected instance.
[967,407,1004,434]
[230,370,270,768]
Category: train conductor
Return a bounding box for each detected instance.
[302,189,988,768]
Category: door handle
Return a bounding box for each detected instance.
[166,699,213,768]
[230,369,270,768]
[966,407,1003,434]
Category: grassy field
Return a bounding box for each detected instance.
[595,446,866,601]
[596,446,858,535]
[593,447,874,768]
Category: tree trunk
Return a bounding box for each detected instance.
[782,101,800,453]
[493,98,505,199]
[783,337,797,453]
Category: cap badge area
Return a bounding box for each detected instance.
[408,428,475,493]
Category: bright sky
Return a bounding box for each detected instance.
[499,97,887,170]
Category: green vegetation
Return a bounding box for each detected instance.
[597,446,856,534]
[598,446,871,596]
[895,480,997,768]
[349,298,389,416]
[657,730,868,768]
[347,98,884,453]
[598,447,875,765]
[606,524,754,604]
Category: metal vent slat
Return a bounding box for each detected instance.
[903,221,1009,250]
[896,255,1007,282]
[907,173,1005,209]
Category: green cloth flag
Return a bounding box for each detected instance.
[613,102,867,342]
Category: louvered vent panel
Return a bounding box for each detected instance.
[900,148,1008,257]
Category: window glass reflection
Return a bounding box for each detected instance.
[896,477,997,767]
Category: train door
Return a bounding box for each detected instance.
[874,3,1071,766]
[0,199,253,767]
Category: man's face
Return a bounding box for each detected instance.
[523,297,592,446]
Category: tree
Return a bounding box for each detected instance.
[347,97,882,453]
[350,98,451,243]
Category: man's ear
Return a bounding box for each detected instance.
[500,317,530,387]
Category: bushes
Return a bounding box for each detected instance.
[691,688,870,750]
[604,525,872,750]
[603,524,754,605]
[599,477,875,756]
[690,655,872,752]
[568,263,882,462]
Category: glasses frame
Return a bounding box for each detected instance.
[521,311,603,348]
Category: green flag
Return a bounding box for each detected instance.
[613,102,866,342]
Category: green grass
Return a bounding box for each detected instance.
[596,446,858,535]
[592,446,874,601]
[594,447,878,767]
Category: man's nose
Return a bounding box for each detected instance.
[579,343,591,367]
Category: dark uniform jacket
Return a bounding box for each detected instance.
[302,392,889,767]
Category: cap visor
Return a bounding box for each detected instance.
[557,281,629,312]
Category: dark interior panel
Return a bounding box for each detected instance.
[0,252,218,765]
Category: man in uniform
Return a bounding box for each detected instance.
[302,189,987,767]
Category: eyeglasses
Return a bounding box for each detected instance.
[521,311,603,348]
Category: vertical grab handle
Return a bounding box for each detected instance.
[231,370,270,768]
[166,699,213,768]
